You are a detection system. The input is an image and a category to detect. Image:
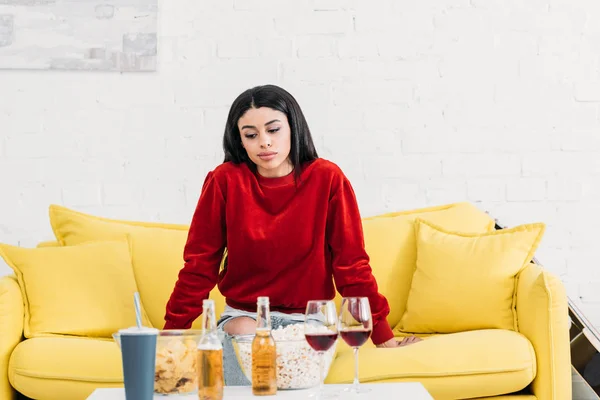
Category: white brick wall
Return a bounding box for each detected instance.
[2,0,600,325]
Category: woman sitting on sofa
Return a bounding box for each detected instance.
[164,84,421,384]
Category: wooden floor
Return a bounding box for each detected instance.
[573,367,600,400]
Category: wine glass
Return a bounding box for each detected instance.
[338,297,372,394]
[305,300,339,399]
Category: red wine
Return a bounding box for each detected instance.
[305,333,338,352]
[340,329,371,347]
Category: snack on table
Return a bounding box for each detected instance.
[154,337,198,394]
[234,324,336,389]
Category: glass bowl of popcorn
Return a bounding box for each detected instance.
[113,329,203,395]
[231,324,337,390]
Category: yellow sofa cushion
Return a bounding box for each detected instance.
[398,219,545,334]
[8,337,123,400]
[0,240,149,338]
[361,202,495,327]
[49,205,197,329]
[326,329,536,400]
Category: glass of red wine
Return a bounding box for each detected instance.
[304,300,339,399]
[338,296,372,394]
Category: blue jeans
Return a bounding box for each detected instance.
[216,306,305,386]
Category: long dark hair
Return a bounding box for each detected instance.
[223,84,319,180]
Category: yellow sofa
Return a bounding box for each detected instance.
[0,202,571,400]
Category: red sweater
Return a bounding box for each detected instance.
[164,158,395,345]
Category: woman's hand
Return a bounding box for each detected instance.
[376,335,422,348]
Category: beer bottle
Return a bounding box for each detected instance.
[252,296,277,396]
[197,299,223,400]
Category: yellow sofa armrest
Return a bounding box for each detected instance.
[0,275,24,400]
[516,262,571,400]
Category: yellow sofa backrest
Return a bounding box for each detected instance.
[201,202,495,329]
[47,205,197,329]
[42,202,494,329]
[359,202,495,328]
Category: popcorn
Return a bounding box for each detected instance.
[154,338,198,394]
[235,324,336,389]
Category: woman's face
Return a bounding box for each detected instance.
[238,107,293,178]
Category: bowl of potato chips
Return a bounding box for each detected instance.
[113,329,203,395]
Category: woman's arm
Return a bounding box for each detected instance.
[326,171,395,346]
[164,171,226,329]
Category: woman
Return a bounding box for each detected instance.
[164,84,420,384]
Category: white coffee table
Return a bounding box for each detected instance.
[87,383,433,399]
